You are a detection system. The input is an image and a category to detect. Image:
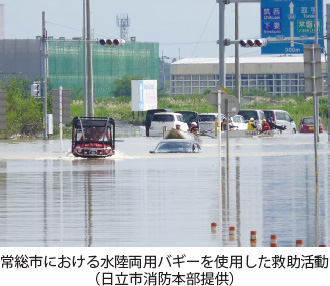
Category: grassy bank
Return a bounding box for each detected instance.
[71,94,328,130]
[0,93,327,140]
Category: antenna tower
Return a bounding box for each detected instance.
[116,14,130,41]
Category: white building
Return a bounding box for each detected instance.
[170,56,328,97]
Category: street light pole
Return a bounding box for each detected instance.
[83,0,88,117]
[235,3,240,103]
[42,11,48,140]
[218,0,226,88]
[86,0,94,117]
[161,51,170,87]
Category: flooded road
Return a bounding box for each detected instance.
[0,133,328,247]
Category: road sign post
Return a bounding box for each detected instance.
[304,44,323,97]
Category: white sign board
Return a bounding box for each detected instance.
[131,80,157,111]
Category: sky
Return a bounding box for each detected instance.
[0,0,328,61]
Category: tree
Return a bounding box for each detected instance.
[110,75,143,97]
[0,76,43,136]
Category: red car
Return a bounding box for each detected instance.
[299,116,323,134]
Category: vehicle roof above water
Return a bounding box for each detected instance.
[147,108,172,113]
[199,113,225,120]
[146,109,173,124]
[239,109,264,112]
[301,116,322,122]
[263,109,291,114]
[72,116,115,128]
[263,109,289,112]
[152,112,184,116]
[158,139,196,143]
[175,110,199,115]
[199,113,218,116]
[238,109,265,119]
[151,112,186,123]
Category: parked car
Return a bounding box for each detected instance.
[199,113,225,134]
[238,109,265,129]
[299,116,323,134]
[150,139,201,153]
[145,109,172,137]
[230,115,248,130]
[175,110,200,128]
[263,110,297,134]
[149,112,189,137]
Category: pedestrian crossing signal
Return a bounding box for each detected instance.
[31,83,40,97]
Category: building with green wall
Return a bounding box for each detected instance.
[0,39,159,98]
[48,41,159,98]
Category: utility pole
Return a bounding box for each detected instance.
[86,0,94,117]
[314,0,319,142]
[83,0,87,116]
[217,0,226,88]
[235,3,240,103]
[42,11,48,140]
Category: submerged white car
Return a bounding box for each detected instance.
[149,112,189,137]
[150,139,201,153]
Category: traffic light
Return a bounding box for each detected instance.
[239,38,267,47]
[31,82,40,97]
[99,39,125,46]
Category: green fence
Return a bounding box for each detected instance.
[48,41,159,98]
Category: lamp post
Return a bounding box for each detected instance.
[86,0,94,117]
[161,51,170,87]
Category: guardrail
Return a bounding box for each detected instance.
[116,125,145,137]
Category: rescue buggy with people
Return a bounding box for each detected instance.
[72,116,115,158]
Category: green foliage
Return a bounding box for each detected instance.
[241,93,328,129]
[158,82,171,97]
[0,76,43,137]
[158,94,214,113]
[0,75,327,139]
[241,88,272,98]
[110,75,144,98]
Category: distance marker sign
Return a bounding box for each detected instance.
[261,0,323,54]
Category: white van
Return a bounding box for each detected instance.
[263,110,297,134]
[238,109,265,130]
[149,112,189,137]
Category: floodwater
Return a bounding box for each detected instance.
[0,132,328,247]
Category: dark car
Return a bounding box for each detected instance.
[175,110,199,128]
[145,109,172,137]
[150,139,201,153]
[299,116,323,134]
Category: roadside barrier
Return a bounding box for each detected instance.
[229,226,235,241]
[116,125,144,137]
[211,222,217,233]
[270,234,277,247]
[250,231,257,247]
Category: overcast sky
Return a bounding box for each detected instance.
[0,0,328,60]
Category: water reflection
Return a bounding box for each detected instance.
[0,134,328,247]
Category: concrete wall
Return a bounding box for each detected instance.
[0,39,42,80]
